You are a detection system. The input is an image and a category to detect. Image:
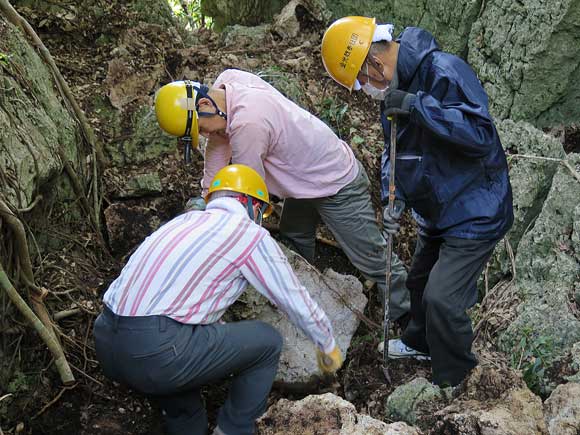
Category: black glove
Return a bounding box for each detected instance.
[382,199,405,237]
[383,89,416,117]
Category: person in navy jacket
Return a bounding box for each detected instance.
[322,17,513,386]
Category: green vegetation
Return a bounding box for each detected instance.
[510,326,555,395]
[319,97,349,139]
[0,51,11,67]
[166,0,213,29]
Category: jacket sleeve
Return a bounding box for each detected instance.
[240,235,336,353]
[410,69,497,158]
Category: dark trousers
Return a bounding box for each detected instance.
[93,307,283,435]
[402,234,499,386]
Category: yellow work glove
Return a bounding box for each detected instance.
[316,345,343,375]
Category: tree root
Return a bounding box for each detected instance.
[0,264,74,385]
[0,199,74,385]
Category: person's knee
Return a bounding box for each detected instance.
[422,291,447,316]
[257,321,283,355]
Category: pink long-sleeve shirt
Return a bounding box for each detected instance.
[201,69,358,199]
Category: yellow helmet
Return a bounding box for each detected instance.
[154,80,199,148]
[321,16,376,91]
[206,164,273,218]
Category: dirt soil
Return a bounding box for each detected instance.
[0,3,517,435]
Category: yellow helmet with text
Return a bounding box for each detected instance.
[206,164,273,218]
[154,80,199,147]
[321,16,376,91]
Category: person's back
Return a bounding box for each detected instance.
[103,201,267,324]
[94,164,343,435]
[382,27,513,239]
[207,69,357,198]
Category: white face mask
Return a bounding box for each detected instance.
[361,82,389,100]
[360,62,389,100]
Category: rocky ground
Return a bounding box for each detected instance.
[1,2,579,434]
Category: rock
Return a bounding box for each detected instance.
[499,154,580,394]
[110,172,163,199]
[565,343,580,383]
[256,393,420,434]
[468,0,580,127]
[0,15,81,211]
[271,0,331,39]
[201,0,289,30]
[104,23,176,110]
[222,24,273,47]
[434,366,547,434]
[227,244,367,383]
[544,382,580,435]
[386,377,450,425]
[485,120,565,286]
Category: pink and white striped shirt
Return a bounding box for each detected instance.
[103,197,336,353]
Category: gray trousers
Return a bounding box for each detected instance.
[402,234,499,386]
[93,307,282,435]
[279,160,410,320]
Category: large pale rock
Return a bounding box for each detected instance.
[485,120,565,286]
[499,154,580,393]
[544,382,580,435]
[256,393,420,434]
[228,244,367,383]
[469,0,580,127]
[434,366,547,434]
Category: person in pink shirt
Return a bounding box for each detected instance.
[155,69,410,323]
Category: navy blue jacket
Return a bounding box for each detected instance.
[380,27,513,240]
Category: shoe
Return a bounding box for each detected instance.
[377,339,431,361]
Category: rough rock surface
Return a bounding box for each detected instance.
[272,0,331,39]
[499,154,580,393]
[201,0,289,30]
[231,244,367,383]
[0,15,80,209]
[386,377,451,425]
[434,366,547,434]
[256,393,420,434]
[485,120,566,286]
[469,0,580,127]
[544,382,580,435]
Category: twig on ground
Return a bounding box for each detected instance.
[54,308,81,321]
[70,363,104,387]
[32,384,77,419]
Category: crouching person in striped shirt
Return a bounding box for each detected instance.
[93,164,343,435]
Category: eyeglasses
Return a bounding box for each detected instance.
[356,56,388,87]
